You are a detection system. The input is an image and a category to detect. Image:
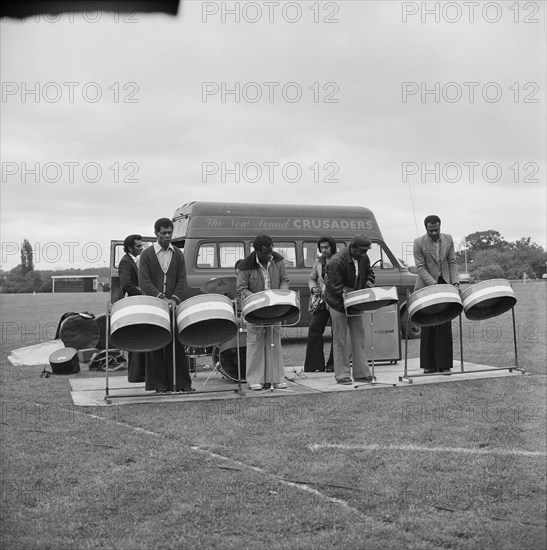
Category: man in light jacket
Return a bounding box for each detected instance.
[236,234,290,390]
[413,215,460,374]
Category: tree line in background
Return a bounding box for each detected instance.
[457,230,547,281]
[1,233,546,294]
[1,240,110,293]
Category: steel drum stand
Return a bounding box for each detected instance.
[104,303,181,403]
[249,295,301,394]
[200,299,245,396]
[399,292,525,384]
[104,301,245,404]
[344,299,396,388]
[454,306,524,376]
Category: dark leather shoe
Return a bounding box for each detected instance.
[438,369,452,375]
[354,377,373,382]
[424,369,437,374]
[181,387,196,392]
[337,378,353,385]
[325,367,334,372]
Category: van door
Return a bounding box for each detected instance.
[367,241,402,289]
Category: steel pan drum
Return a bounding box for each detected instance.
[344,286,399,314]
[213,332,247,382]
[461,279,517,321]
[242,290,300,325]
[176,294,237,347]
[200,277,237,299]
[408,284,463,326]
[110,296,171,352]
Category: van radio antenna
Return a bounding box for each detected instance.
[407,180,420,237]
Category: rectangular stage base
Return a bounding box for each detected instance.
[69,359,525,407]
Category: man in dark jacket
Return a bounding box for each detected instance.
[324,235,375,385]
[236,234,290,390]
[138,218,193,393]
[118,234,146,383]
[119,234,144,300]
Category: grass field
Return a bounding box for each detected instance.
[1,284,546,549]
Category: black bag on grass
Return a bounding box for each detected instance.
[88,350,127,372]
[55,312,100,350]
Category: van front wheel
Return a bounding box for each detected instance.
[400,309,421,339]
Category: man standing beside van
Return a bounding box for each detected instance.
[139,218,193,393]
[304,237,336,373]
[324,235,375,385]
[119,234,146,383]
[413,215,460,374]
[236,234,290,390]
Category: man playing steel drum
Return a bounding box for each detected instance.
[236,234,290,391]
[138,218,194,393]
[324,235,375,385]
[413,215,460,374]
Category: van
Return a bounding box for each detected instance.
[109,202,420,337]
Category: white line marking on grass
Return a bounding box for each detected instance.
[189,445,366,517]
[309,443,547,457]
[44,404,369,518]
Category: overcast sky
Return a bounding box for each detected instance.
[1,0,545,271]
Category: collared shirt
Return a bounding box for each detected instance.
[153,242,174,295]
[129,253,139,267]
[256,255,272,290]
[429,237,440,263]
[153,242,174,273]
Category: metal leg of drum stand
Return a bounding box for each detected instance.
[459,314,465,373]
[512,307,525,373]
[266,324,289,393]
[367,313,396,387]
[171,305,177,392]
[399,290,412,384]
[235,311,244,396]
[268,325,275,392]
[512,307,519,370]
[104,302,112,403]
[202,362,220,386]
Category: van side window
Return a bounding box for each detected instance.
[196,243,217,268]
[273,242,296,268]
[114,244,125,269]
[368,242,394,270]
[248,241,297,268]
[304,241,346,268]
[113,241,154,270]
[303,242,318,268]
[219,242,245,268]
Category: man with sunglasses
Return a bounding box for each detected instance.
[324,235,375,385]
[304,236,336,373]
